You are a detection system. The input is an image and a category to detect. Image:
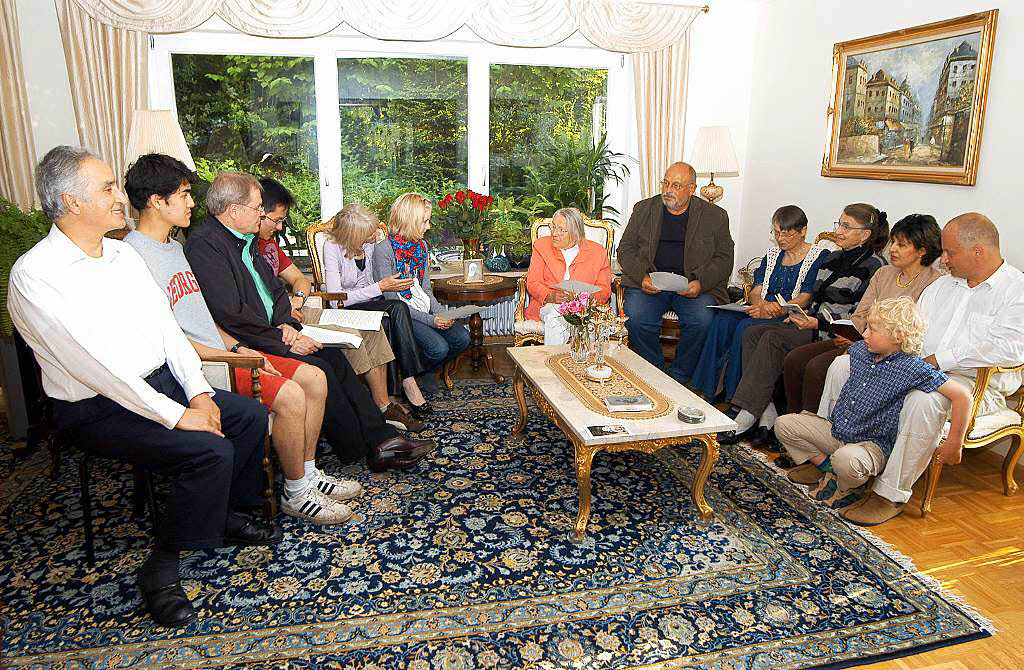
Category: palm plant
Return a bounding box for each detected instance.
[524,132,629,222]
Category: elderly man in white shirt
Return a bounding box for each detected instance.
[817,213,1024,526]
[7,146,280,629]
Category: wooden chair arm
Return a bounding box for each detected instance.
[311,291,348,303]
[515,277,528,321]
[200,352,264,369]
[964,366,998,437]
[613,276,625,318]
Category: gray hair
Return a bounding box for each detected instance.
[207,172,261,216]
[552,207,586,245]
[667,161,697,185]
[35,146,98,221]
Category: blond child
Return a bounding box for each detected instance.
[774,297,971,513]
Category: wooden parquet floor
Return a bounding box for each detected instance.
[473,343,1024,670]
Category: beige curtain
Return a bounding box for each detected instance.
[58,0,148,183]
[632,38,690,199]
[67,0,704,51]
[0,1,38,210]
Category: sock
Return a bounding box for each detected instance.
[734,410,756,433]
[759,402,778,428]
[816,457,834,473]
[303,460,319,479]
[284,476,310,499]
[139,546,180,591]
[379,402,390,412]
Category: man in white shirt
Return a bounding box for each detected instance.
[7,146,280,628]
[818,213,1024,526]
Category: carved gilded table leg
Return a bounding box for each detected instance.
[512,368,528,434]
[573,442,598,541]
[690,434,720,520]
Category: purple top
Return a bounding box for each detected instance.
[323,239,383,307]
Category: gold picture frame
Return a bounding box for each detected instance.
[822,10,997,186]
[463,258,484,283]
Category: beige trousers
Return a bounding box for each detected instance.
[341,327,395,375]
[775,411,886,491]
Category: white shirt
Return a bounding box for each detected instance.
[917,262,1024,394]
[561,244,579,281]
[8,225,213,429]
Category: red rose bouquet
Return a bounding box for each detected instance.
[434,188,494,241]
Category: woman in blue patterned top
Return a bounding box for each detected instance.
[692,205,829,401]
[774,297,971,513]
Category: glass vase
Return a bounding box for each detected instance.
[568,326,589,364]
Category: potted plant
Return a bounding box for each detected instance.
[434,188,494,258]
[524,132,630,222]
[0,199,50,337]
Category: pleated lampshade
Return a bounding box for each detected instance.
[124,109,196,171]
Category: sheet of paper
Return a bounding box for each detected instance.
[300,325,362,349]
[554,279,600,294]
[436,305,484,320]
[707,302,750,313]
[650,272,691,292]
[318,309,384,331]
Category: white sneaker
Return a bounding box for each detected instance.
[281,486,352,524]
[313,471,363,502]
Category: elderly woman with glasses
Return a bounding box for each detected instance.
[691,205,829,402]
[719,203,888,447]
[524,207,612,344]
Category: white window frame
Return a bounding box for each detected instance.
[150,28,628,223]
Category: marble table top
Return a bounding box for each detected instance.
[507,344,737,448]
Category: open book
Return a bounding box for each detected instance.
[299,324,362,349]
[820,307,863,341]
[775,294,809,318]
[318,309,385,331]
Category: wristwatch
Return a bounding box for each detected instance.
[230,343,242,353]
[294,290,306,299]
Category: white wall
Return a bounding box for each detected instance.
[16,0,78,159]
[738,0,1022,268]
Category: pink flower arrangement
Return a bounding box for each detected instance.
[558,292,602,328]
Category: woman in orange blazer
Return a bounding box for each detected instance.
[525,207,612,344]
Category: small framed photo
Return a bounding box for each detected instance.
[463,258,484,283]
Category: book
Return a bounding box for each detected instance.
[774,294,808,318]
[587,424,633,437]
[603,395,654,412]
[820,307,863,341]
[299,324,363,349]
[554,279,601,294]
[318,308,385,331]
[650,271,690,292]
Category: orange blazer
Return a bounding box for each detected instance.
[525,236,611,320]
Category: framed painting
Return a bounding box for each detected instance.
[822,10,997,185]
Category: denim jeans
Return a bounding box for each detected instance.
[623,287,716,383]
[411,319,471,371]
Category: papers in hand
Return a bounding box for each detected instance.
[821,307,863,341]
[436,305,484,320]
[650,272,690,292]
[318,309,384,331]
[554,279,600,294]
[708,302,750,313]
[603,395,654,412]
[300,324,362,349]
[775,294,808,318]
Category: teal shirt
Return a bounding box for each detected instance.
[224,224,275,322]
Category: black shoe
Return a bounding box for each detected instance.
[747,426,775,449]
[408,402,434,420]
[224,511,283,547]
[138,577,196,627]
[718,423,760,446]
[774,452,797,469]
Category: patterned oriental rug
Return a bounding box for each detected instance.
[0,380,992,669]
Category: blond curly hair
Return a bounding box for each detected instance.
[866,296,927,355]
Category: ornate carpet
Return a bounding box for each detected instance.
[0,380,991,668]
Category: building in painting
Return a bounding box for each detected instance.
[926,40,979,159]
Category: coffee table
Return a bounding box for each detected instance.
[507,344,736,540]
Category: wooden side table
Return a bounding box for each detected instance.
[432,275,517,387]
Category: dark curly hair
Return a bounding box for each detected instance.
[124,153,195,212]
[890,214,942,266]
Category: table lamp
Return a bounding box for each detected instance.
[690,126,739,204]
[125,109,196,171]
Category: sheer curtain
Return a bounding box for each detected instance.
[58,0,148,183]
[631,39,691,200]
[0,1,37,209]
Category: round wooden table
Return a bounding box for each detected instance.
[432,275,518,386]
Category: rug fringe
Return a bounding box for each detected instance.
[739,444,998,636]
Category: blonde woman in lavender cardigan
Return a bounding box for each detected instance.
[323,204,433,418]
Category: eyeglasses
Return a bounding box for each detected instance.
[834,221,869,232]
[772,227,802,239]
[235,203,265,217]
[660,179,694,191]
[265,214,289,227]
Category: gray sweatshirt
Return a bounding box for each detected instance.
[124,231,225,350]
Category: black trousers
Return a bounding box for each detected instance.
[285,347,397,463]
[53,365,267,552]
[346,297,426,392]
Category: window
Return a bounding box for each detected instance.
[171,54,319,241]
[337,57,468,212]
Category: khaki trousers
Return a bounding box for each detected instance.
[775,411,886,491]
[341,327,395,376]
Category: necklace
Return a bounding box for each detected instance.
[896,269,919,288]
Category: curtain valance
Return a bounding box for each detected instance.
[70,0,705,52]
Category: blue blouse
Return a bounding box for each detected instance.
[753,248,829,302]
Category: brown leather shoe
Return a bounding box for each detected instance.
[382,403,427,433]
[841,492,903,526]
[787,463,825,485]
[373,436,436,461]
